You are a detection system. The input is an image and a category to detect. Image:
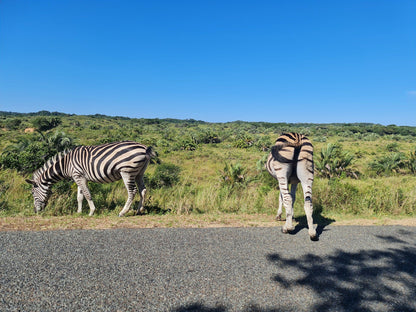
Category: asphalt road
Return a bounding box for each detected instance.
[1,225,416,312]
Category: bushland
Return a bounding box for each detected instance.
[1,112,416,219]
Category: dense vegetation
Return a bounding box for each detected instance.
[1,111,416,220]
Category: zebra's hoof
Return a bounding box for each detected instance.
[283,226,295,233]
[310,234,319,241]
[309,231,318,241]
[275,215,282,221]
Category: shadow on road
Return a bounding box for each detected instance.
[171,230,416,312]
[290,204,335,239]
[171,303,227,312]
[171,303,295,312]
[267,231,416,312]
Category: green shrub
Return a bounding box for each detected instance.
[254,135,272,151]
[1,141,49,173]
[32,117,62,132]
[406,149,416,174]
[315,143,358,178]
[0,131,74,173]
[368,152,406,175]
[148,163,181,188]
[195,128,221,144]
[175,137,197,151]
[5,118,22,130]
[256,154,279,189]
[219,162,246,188]
[0,178,10,211]
[233,136,254,149]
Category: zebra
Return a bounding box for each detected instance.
[26,141,156,217]
[266,132,317,240]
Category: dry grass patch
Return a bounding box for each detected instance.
[0,214,415,231]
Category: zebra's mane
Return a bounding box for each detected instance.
[33,149,71,181]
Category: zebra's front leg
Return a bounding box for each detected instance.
[119,172,138,217]
[77,186,84,213]
[74,176,96,216]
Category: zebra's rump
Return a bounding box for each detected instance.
[275,132,303,148]
[271,133,313,163]
[266,133,314,179]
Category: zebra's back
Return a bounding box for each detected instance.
[70,141,151,183]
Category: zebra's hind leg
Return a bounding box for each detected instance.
[304,195,317,241]
[119,172,138,217]
[276,192,283,221]
[279,178,295,233]
[276,179,297,221]
[301,185,317,240]
[135,175,147,215]
[298,164,317,240]
[290,183,297,219]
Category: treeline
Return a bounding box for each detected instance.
[0,110,71,117]
[2,110,416,137]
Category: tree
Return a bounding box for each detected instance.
[32,117,62,132]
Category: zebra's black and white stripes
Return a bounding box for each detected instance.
[266,133,317,240]
[26,141,156,216]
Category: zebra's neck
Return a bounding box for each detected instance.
[35,152,72,185]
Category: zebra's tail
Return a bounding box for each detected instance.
[146,146,157,159]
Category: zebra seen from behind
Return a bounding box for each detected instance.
[266,133,317,240]
[26,141,156,217]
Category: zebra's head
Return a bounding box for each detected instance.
[26,179,51,213]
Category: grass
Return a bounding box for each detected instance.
[2,146,416,220]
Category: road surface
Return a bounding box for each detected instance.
[1,225,415,311]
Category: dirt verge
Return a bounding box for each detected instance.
[1,214,415,231]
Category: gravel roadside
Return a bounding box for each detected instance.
[1,225,415,311]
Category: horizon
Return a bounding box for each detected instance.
[1,1,416,126]
[1,109,415,127]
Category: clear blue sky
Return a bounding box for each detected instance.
[1,1,416,125]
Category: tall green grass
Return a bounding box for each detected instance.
[2,167,416,218]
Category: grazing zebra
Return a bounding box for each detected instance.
[26,141,156,217]
[266,133,317,240]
